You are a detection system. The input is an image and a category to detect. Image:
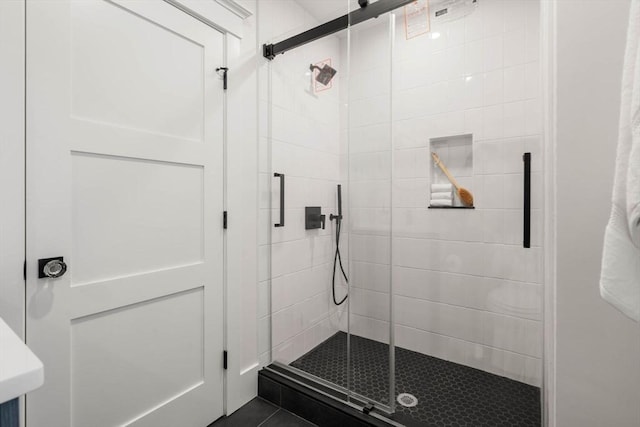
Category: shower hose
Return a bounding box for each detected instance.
[332,215,349,305]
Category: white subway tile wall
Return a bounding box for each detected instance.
[344,0,543,387]
[339,15,395,363]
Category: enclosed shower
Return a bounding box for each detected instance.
[258,0,543,425]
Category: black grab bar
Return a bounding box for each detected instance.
[274,173,285,227]
[523,153,531,248]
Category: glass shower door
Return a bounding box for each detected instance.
[260,0,352,400]
[345,9,396,413]
[260,0,397,415]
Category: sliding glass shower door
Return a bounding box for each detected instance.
[261,1,544,425]
[344,9,396,412]
[259,0,396,414]
[260,0,348,393]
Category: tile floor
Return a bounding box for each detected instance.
[209,397,317,427]
[291,332,541,427]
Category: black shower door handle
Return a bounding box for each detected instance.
[274,172,285,227]
[523,153,531,248]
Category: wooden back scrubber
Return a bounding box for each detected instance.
[431,152,474,207]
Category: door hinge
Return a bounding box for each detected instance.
[216,67,229,90]
[23,260,26,281]
[223,350,228,370]
[223,211,228,229]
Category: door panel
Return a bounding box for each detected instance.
[70,0,205,141]
[71,288,205,427]
[71,153,204,285]
[26,1,224,426]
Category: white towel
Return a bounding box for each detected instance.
[431,183,453,192]
[600,0,640,322]
[430,199,453,207]
[431,191,453,200]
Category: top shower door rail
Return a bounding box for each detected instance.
[263,0,415,60]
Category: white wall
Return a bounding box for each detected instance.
[0,0,25,340]
[0,2,26,426]
[555,0,640,425]
[344,0,544,386]
[258,0,347,367]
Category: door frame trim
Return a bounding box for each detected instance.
[164,0,247,38]
[222,6,261,413]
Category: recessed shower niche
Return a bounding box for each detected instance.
[429,134,474,208]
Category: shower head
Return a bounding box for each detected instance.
[310,63,337,86]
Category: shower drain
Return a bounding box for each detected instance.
[397,393,418,408]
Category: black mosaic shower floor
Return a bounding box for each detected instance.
[290,332,541,427]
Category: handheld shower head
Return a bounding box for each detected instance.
[329,184,343,222]
[309,63,337,86]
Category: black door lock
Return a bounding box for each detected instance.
[38,256,68,279]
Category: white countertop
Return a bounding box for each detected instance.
[0,317,44,404]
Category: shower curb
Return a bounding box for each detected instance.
[258,366,401,427]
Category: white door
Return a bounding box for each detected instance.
[25,1,225,426]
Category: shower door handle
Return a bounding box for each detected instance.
[523,153,531,248]
[274,172,285,227]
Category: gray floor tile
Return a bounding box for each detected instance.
[209,397,279,426]
[260,409,317,427]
